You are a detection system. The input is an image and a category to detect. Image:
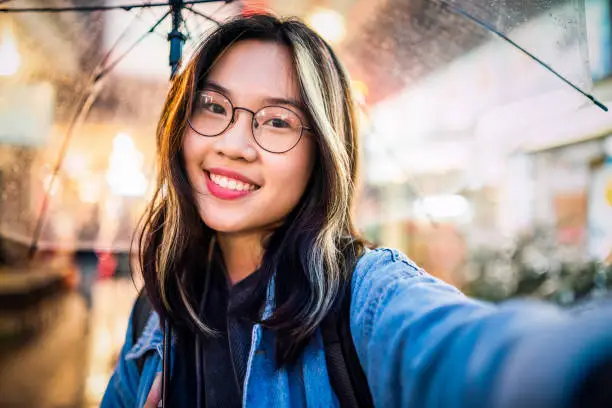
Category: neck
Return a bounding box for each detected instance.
[216,231,264,285]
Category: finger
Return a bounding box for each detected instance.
[143,373,162,408]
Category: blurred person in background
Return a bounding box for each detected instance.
[102,14,612,408]
[112,202,134,280]
[74,203,100,312]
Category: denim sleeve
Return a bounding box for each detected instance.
[350,248,612,408]
[100,304,142,408]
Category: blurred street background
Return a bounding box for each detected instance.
[1,0,612,406]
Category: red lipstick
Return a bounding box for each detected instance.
[205,169,258,200]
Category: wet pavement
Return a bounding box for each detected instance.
[0,292,89,408]
[0,278,138,408]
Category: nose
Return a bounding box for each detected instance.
[213,108,257,162]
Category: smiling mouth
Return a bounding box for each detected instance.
[206,171,260,192]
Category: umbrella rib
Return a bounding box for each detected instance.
[100,0,153,68]
[184,1,234,41]
[95,9,171,81]
[129,5,168,39]
[436,0,608,112]
[184,14,194,40]
[184,5,221,26]
[27,2,222,254]
[0,0,223,13]
[28,81,105,258]
[28,9,172,256]
[28,7,168,257]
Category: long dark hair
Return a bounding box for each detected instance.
[136,13,367,364]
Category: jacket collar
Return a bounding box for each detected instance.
[126,272,277,361]
[125,311,164,361]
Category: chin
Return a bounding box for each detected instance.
[196,202,286,235]
[200,215,253,234]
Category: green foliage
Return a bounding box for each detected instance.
[463,227,612,305]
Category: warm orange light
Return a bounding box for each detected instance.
[351,80,368,105]
[106,132,147,197]
[0,24,21,76]
[306,8,346,45]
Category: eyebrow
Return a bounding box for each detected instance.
[202,80,306,113]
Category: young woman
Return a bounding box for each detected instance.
[102,14,612,408]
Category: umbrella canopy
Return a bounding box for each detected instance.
[346,0,597,105]
[0,0,607,259]
[342,0,607,187]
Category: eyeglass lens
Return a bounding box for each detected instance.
[190,90,304,153]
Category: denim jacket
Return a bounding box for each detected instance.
[102,247,612,407]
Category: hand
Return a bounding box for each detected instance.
[143,373,162,408]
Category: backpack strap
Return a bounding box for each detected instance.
[322,286,374,408]
[131,289,154,374]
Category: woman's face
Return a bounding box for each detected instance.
[182,40,316,235]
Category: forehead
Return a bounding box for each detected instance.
[206,40,300,102]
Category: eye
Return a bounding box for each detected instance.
[266,118,290,128]
[203,102,227,115]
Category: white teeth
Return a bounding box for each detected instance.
[209,172,257,192]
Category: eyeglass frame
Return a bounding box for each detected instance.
[186,90,312,154]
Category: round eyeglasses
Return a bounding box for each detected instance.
[187,90,311,154]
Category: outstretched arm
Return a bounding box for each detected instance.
[350,248,612,408]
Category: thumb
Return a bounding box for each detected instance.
[143,373,163,408]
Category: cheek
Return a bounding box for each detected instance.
[182,131,208,177]
[266,140,316,201]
